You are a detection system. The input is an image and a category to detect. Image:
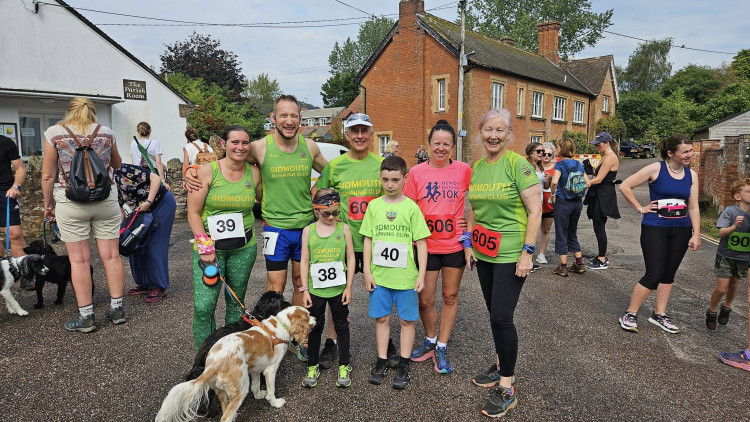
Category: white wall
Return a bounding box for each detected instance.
[710,110,750,146]
[2,0,187,162]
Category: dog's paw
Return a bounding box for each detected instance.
[268,398,285,408]
[253,390,266,400]
[34,303,43,309]
[15,309,29,316]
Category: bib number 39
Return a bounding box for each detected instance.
[426,214,455,240]
[310,261,346,289]
[348,196,376,220]
[472,224,501,258]
[372,240,408,268]
[728,232,750,252]
[207,213,244,240]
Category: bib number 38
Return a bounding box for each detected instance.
[372,240,408,268]
[310,261,346,289]
[472,224,501,258]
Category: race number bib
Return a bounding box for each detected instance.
[207,213,244,240]
[728,232,750,252]
[372,240,408,268]
[657,199,687,218]
[472,224,501,258]
[348,196,376,220]
[425,214,456,240]
[310,261,346,289]
[261,231,279,255]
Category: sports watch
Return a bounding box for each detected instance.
[522,243,536,255]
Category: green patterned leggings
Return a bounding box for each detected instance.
[192,244,257,350]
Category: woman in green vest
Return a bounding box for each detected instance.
[186,125,262,350]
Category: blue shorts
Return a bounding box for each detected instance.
[368,286,419,321]
[262,225,303,263]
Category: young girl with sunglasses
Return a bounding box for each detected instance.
[300,188,356,388]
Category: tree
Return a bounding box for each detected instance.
[660,64,720,104]
[322,16,394,107]
[464,0,613,60]
[616,91,663,139]
[731,49,750,81]
[596,115,626,141]
[245,73,282,115]
[160,32,247,101]
[698,82,750,126]
[651,89,697,139]
[618,38,672,92]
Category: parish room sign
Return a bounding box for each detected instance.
[123,79,147,101]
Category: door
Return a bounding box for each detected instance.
[18,113,63,157]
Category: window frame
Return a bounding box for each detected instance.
[602,95,610,113]
[491,81,504,109]
[552,96,566,121]
[517,87,525,116]
[573,100,585,124]
[531,92,544,118]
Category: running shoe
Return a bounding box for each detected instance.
[586,258,609,270]
[535,253,548,264]
[552,265,568,277]
[302,364,320,388]
[648,313,680,334]
[392,362,410,390]
[65,314,96,333]
[619,312,638,333]
[337,364,353,388]
[105,306,127,325]
[718,304,732,325]
[472,363,501,387]
[127,285,149,296]
[481,386,517,418]
[145,288,166,303]
[706,308,718,330]
[530,264,541,273]
[369,358,388,385]
[319,338,338,369]
[433,346,453,374]
[567,263,586,274]
[718,350,750,372]
[411,339,436,362]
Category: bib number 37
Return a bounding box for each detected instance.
[472,224,501,258]
[372,240,408,268]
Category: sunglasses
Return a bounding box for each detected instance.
[534,149,544,154]
[543,153,554,157]
[346,113,371,123]
[319,210,340,218]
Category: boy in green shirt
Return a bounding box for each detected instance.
[360,156,430,390]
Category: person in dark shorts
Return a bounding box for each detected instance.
[0,134,27,261]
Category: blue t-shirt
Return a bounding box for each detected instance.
[642,161,692,228]
[554,159,586,200]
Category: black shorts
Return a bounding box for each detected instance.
[0,197,21,227]
[542,212,554,219]
[354,251,364,274]
[425,250,466,271]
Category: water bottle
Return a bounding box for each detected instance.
[50,221,61,243]
[121,224,145,249]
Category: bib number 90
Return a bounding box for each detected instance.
[728,232,750,252]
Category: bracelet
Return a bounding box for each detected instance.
[144,199,152,204]
[194,233,216,255]
[298,286,309,292]
[45,207,54,211]
[459,231,472,248]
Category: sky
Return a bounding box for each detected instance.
[56,0,749,107]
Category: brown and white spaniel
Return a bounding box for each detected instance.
[155,306,315,422]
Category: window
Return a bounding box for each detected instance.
[319,118,327,126]
[379,135,390,154]
[438,79,446,111]
[532,92,544,118]
[530,135,543,144]
[573,101,585,124]
[264,122,272,131]
[517,88,524,115]
[602,96,610,113]
[552,96,566,121]
[491,82,504,109]
[306,118,314,126]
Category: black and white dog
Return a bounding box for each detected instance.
[23,240,94,309]
[0,254,49,316]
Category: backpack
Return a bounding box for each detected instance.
[59,125,111,202]
[194,141,218,165]
[561,159,587,198]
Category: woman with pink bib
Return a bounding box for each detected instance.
[404,119,472,373]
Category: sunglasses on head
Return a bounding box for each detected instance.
[319,210,340,218]
[347,113,371,123]
[543,153,553,157]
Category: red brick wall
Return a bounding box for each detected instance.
[696,136,750,209]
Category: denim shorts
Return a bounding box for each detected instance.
[368,285,419,321]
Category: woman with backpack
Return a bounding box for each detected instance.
[549,138,591,277]
[41,97,125,333]
[131,122,170,190]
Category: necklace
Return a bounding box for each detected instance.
[667,162,684,174]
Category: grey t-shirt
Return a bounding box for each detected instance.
[716,205,750,261]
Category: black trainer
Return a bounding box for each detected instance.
[392,362,410,390]
[369,358,388,385]
[319,338,338,370]
[718,304,732,325]
[387,338,399,368]
[706,308,718,330]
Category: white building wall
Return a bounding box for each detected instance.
[2,0,187,162]
[709,110,750,145]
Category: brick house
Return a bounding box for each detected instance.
[349,0,619,165]
[265,106,344,140]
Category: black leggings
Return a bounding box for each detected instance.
[638,225,692,290]
[591,201,608,257]
[476,260,525,377]
[307,292,350,366]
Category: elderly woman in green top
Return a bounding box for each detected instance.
[186,125,262,350]
[465,108,541,419]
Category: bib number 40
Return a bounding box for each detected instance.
[372,241,408,268]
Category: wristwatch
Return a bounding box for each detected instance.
[13,185,21,191]
[522,243,536,255]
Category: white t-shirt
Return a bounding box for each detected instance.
[130,138,162,168]
[183,140,215,165]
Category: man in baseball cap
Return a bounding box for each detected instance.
[344,113,373,129]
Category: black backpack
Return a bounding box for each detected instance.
[59,125,111,202]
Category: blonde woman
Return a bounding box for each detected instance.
[537,142,557,264]
[382,139,399,158]
[41,97,124,333]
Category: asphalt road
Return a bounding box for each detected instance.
[1,157,748,422]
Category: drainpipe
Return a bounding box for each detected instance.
[359,84,367,114]
[456,0,467,161]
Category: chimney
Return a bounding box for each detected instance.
[537,21,561,64]
[500,36,515,47]
[399,0,425,23]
